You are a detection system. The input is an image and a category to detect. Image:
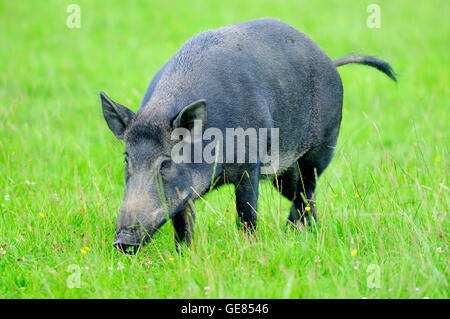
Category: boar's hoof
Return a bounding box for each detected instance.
[287,220,306,232]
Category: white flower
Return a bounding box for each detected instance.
[415,288,420,292]
[436,247,442,253]
[108,266,113,270]
[4,195,10,201]
[117,262,124,270]
[216,219,224,226]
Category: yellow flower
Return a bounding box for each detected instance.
[355,193,360,198]
[351,249,357,256]
[80,249,87,254]
[305,206,311,212]
[435,156,441,163]
[335,193,339,198]
[97,202,101,206]
[39,212,45,218]
[168,257,174,261]
[289,243,294,248]
[84,246,90,251]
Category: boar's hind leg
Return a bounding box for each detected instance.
[279,144,335,228]
[172,204,195,250]
[234,165,260,232]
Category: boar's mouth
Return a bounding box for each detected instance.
[113,190,194,254]
[113,227,155,254]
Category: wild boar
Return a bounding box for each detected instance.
[100,18,395,253]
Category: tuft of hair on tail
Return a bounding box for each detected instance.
[334,55,397,82]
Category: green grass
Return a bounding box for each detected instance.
[0,0,448,298]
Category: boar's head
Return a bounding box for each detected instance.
[100,92,209,254]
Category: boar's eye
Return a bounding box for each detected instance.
[123,152,129,164]
[160,159,171,171]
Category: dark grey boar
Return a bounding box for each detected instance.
[100,18,396,253]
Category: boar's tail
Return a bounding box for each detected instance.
[333,55,397,82]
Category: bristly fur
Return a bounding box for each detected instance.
[334,55,397,82]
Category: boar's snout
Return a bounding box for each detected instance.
[113,227,151,254]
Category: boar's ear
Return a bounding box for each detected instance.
[172,99,207,135]
[100,91,135,140]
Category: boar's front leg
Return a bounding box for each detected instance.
[234,165,260,232]
[171,202,195,250]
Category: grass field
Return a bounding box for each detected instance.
[0,0,448,298]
